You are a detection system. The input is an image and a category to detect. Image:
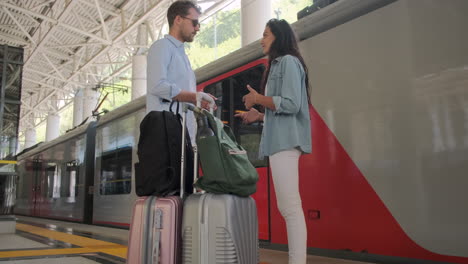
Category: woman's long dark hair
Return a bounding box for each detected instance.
[260,19,310,103]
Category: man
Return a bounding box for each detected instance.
[147,0,214,142]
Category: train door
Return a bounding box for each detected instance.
[37,163,57,216]
[31,158,44,216]
[198,60,271,241]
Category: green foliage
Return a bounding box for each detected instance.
[186,8,241,70]
[187,35,241,69]
[196,10,241,48]
[98,79,132,113]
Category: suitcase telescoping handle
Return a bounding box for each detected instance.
[180,93,215,198]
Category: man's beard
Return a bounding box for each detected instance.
[182,31,195,42]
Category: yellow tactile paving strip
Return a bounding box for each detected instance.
[0,223,127,259]
[3,223,269,263]
[0,248,104,259]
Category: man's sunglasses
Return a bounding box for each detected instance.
[181,16,200,27]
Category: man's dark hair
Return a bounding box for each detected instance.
[167,1,201,28]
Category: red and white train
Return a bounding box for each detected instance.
[15,0,468,263]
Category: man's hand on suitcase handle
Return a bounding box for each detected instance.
[196,92,217,111]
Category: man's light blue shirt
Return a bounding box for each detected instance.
[146,34,197,141]
[259,55,312,158]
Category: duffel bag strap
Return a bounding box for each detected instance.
[222,125,243,148]
[169,100,180,114]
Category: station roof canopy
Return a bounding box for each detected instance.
[0,0,228,134]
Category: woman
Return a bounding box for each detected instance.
[236,19,312,264]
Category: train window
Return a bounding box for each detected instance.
[61,161,79,197]
[99,147,132,195]
[204,81,227,121]
[204,64,267,167]
[46,164,60,198]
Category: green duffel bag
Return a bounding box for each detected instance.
[194,110,259,197]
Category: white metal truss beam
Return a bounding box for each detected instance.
[0,32,29,46]
[19,0,78,68]
[0,2,57,25]
[94,0,111,42]
[1,7,37,45]
[19,0,169,125]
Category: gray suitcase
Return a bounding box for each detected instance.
[180,103,259,264]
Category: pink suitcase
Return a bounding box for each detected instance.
[126,195,182,264]
[126,98,214,264]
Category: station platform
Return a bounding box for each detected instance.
[0,216,375,264]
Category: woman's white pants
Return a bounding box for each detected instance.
[270,148,307,264]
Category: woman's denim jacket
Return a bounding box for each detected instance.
[259,55,312,158]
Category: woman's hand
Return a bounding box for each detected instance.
[234,108,262,124]
[242,85,259,110]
